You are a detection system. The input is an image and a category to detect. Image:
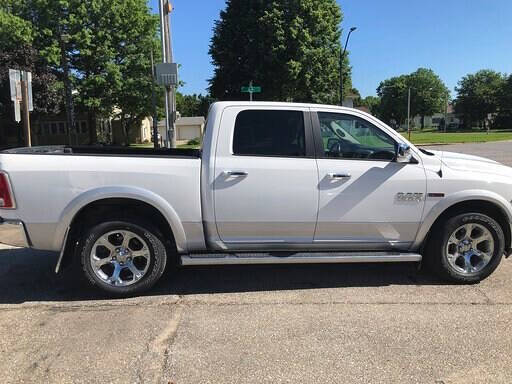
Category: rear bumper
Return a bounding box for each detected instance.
[0,218,30,248]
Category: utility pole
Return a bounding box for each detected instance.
[20,71,31,147]
[158,0,177,148]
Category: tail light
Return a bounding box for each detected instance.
[0,172,16,209]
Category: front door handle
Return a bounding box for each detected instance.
[328,172,351,179]
[224,170,248,177]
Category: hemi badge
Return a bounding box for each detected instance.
[428,193,445,198]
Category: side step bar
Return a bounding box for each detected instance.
[181,252,422,266]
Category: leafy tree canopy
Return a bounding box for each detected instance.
[176,93,216,118]
[2,0,162,142]
[455,69,506,128]
[0,6,62,120]
[209,0,351,104]
[377,68,449,128]
[357,95,381,117]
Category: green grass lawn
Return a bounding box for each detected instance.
[130,143,153,148]
[402,130,512,145]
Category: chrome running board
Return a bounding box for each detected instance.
[181,252,422,266]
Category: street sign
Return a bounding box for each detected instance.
[9,69,21,122]
[241,82,261,102]
[155,63,178,86]
[241,86,261,93]
[25,71,33,111]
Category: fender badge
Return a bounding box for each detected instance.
[396,192,424,202]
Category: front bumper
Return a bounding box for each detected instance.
[0,218,30,248]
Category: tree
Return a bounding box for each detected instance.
[455,69,506,129]
[0,7,63,145]
[209,0,350,104]
[176,93,216,118]
[377,75,409,128]
[494,74,512,129]
[377,68,449,129]
[4,0,162,144]
[358,96,381,117]
[407,68,449,129]
[93,0,162,142]
[176,93,201,117]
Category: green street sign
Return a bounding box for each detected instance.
[241,86,261,93]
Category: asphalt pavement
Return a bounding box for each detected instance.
[1,140,511,383]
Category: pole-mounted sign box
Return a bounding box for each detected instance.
[155,63,178,86]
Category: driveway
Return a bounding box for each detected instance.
[0,141,511,383]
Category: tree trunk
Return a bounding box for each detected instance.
[122,119,129,145]
[88,111,97,144]
[421,115,425,130]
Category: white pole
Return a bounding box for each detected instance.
[407,87,411,140]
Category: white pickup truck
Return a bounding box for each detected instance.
[1,102,511,295]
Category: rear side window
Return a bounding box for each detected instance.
[233,110,305,157]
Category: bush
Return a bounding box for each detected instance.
[187,137,201,146]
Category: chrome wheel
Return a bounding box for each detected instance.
[90,230,151,287]
[446,223,495,275]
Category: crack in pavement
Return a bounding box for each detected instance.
[136,304,184,384]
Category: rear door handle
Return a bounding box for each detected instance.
[224,170,248,177]
[328,172,351,179]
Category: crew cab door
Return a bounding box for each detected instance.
[213,107,318,246]
[312,109,426,250]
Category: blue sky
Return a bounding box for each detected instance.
[149,0,512,98]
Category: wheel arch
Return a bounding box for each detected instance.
[54,186,187,256]
[414,191,512,252]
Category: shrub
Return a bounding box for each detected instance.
[187,137,201,146]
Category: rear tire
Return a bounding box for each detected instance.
[80,219,168,296]
[425,213,505,283]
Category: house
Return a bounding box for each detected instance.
[174,116,205,144]
[156,116,205,145]
[399,104,462,131]
[111,115,205,146]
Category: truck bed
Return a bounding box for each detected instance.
[0,147,204,252]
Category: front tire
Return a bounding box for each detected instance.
[426,213,505,283]
[80,220,168,296]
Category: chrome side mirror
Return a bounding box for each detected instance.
[396,143,412,163]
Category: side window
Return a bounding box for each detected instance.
[233,110,306,157]
[318,112,396,161]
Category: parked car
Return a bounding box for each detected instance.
[0,101,511,295]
